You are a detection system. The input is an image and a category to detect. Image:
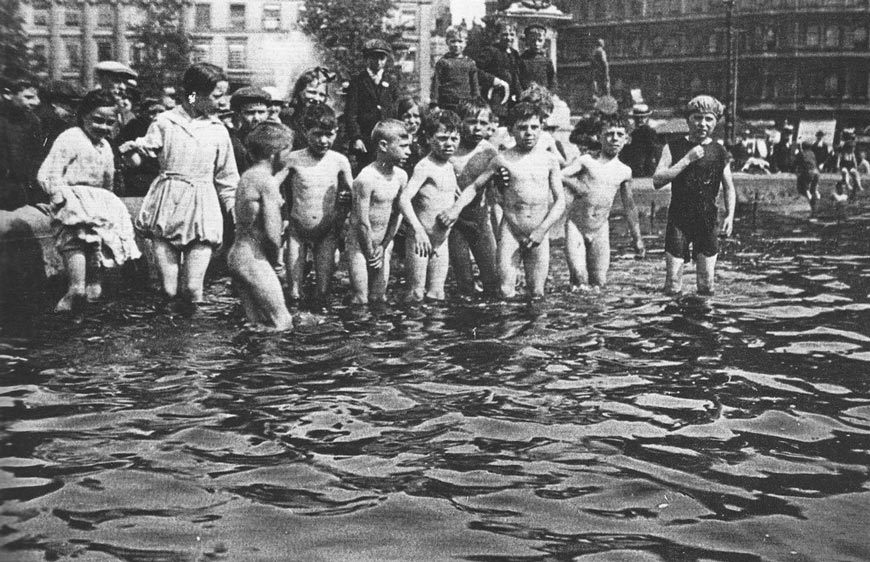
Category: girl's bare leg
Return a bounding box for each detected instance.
[181,243,213,303]
[56,249,87,312]
[152,239,180,298]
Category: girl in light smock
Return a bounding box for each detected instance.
[121,63,239,304]
[38,89,141,312]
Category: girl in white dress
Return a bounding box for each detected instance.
[38,89,141,312]
[120,63,239,305]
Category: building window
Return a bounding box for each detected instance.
[229,4,246,31]
[262,4,281,30]
[227,41,247,69]
[195,4,211,30]
[32,41,48,73]
[824,26,840,49]
[98,5,114,29]
[631,0,644,16]
[852,26,869,50]
[763,26,777,51]
[824,74,838,97]
[97,40,113,62]
[849,70,868,99]
[707,33,719,54]
[32,1,49,27]
[805,25,820,48]
[65,6,81,27]
[64,38,82,71]
[193,42,211,63]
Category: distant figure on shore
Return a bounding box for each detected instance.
[591,39,610,98]
[794,140,820,215]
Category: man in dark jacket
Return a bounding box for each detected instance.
[344,39,399,169]
[0,77,43,210]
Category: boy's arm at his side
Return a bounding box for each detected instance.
[720,163,736,236]
[261,179,285,265]
[438,159,498,227]
[526,157,566,247]
[618,178,646,256]
[352,177,378,262]
[652,144,705,189]
[336,155,353,208]
[398,165,433,256]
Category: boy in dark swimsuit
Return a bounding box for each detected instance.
[652,95,735,296]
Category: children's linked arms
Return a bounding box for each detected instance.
[652,144,705,189]
[437,161,498,228]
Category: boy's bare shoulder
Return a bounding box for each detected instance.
[239,165,277,193]
[326,149,351,165]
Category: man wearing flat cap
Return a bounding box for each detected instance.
[344,38,399,169]
[229,86,272,173]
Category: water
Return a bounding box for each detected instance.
[2,204,870,562]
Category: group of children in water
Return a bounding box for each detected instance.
[39,60,735,331]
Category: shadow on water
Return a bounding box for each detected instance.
[2,199,870,561]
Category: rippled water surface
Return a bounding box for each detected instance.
[2,205,870,562]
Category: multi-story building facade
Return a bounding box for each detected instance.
[20,0,443,98]
[555,0,870,130]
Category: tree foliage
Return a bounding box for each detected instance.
[299,0,402,81]
[0,0,40,79]
[129,0,192,95]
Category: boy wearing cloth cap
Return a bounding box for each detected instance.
[518,24,555,92]
[653,95,735,296]
[229,86,272,173]
[345,39,399,169]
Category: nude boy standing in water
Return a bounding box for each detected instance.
[283,104,353,302]
[346,119,411,304]
[440,102,565,298]
[562,116,645,291]
[227,122,294,330]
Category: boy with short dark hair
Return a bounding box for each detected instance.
[227,121,294,330]
[347,119,410,304]
[229,86,272,173]
[562,115,644,292]
[518,24,555,92]
[283,103,353,302]
[431,26,480,113]
[398,109,462,301]
[0,77,43,210]
[448,98,500,297]
[652,95,735,296]
[440,102,565,298]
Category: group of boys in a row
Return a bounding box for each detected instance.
[227,88,733,330]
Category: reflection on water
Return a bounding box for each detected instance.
[2,207,870,562]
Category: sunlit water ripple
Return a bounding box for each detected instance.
[2,208,870,562]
